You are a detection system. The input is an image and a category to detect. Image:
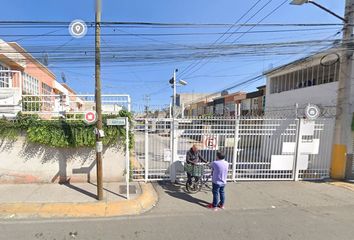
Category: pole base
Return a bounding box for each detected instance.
[331,144,347,180]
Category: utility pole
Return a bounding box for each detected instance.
[95,0,104,200]
[144,94,151,116]
[332,0,354,179]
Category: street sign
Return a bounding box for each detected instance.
[106,118,126,126]
[202,135,219,150]
[305,104,320,120]
[84,111,97,124]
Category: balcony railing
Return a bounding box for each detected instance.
[21,94,131,119]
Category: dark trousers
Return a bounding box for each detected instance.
[212,183,225,207]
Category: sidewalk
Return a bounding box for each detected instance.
[0,182,157,219]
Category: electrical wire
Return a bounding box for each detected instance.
[178,0,273,78]
[180,0,289,79]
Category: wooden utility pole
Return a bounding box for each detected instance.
[95,0,104,200]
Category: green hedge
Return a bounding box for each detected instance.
[0,111,133,149]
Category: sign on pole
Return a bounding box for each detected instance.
[84,111,97,124]
[106,118,126,126]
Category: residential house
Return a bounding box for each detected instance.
[241,86,266,116]
[61,83,83,112]
[0,39,78,118]
[224,92,246,117]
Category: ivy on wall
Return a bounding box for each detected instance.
[0,110,133,149]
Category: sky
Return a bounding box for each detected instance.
[0,0,345,111]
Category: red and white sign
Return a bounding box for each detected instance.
[84,111,97,124]
[202,135,219,150]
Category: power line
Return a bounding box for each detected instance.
[0,21,347,29]
[178,0,272,78]
[181,0,289,79]
[0,27,341,37]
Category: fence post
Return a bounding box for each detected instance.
[232,118,240,181]
[170,119,178,182]
[127,95,132,112]
[125,117,130,199]
[293,118,302,181]
[144,119,149,182]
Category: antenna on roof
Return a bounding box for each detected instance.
[61,72,67,83]
[41,52,49,66]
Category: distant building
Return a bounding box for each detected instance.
[176,93,212,107]
[241,86,266,116]
[224,92,246,117]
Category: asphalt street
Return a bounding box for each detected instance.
[1,181,354,240]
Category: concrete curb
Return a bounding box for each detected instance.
[328,180,354,191]
[0,183,158,219]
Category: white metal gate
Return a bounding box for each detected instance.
[132,117,334,182]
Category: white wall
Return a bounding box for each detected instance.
[0,137,126,184]
[265,81,338,117]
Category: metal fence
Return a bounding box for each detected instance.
[132,117,334,182]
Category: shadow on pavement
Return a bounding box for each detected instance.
[89,182,126,199]
[157,181,210,208]
[62,182,98,200]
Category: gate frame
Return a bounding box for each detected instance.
[133,117,334,182]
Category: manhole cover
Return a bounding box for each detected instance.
[119,185,137,194]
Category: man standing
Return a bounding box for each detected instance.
[208,151,229,211]
[185,144,207,185]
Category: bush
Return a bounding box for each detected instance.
[0,111,134,149]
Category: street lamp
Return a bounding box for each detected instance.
[169,69,188,117]
[290,0,347,22]
[169,69,188,182]
[290,0,308,5]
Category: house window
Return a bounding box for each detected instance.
[22,73,39,95]
[41,83,52,95]
[0,63,10,88]
[215,103,224,115]
[252,98,258,110]
[41,83,52,111]
[225,102,235,111]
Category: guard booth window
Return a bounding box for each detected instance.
[270,61,340,94]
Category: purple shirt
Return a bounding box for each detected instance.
[211,159,229,185]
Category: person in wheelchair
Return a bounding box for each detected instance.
[185,144,207,185]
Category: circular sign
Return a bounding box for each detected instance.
[69,19,87,38]
[305,104,320,120]
[84,111,97,124]
[203,136,218,150]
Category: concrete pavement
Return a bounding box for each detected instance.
[152,181,354,214]
[1,181,354,240]
[0,182,158,218]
